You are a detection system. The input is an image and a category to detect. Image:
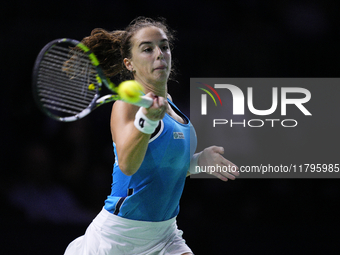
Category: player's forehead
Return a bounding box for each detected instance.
[131,26,168,47]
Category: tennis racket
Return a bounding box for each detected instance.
[32,38,153,122]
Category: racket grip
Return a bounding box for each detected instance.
[134,95,154,108]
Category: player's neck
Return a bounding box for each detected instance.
[143,81,168,98]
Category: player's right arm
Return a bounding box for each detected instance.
[110,93,167,176]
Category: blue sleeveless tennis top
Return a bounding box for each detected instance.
[104,100,197,222]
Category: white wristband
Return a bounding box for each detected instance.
[134,107,159,134]
[189,152,202,175]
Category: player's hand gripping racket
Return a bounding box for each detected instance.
[32,38,153,122]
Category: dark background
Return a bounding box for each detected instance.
[1,0,340,254]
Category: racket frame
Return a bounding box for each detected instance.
[32,38,152,122]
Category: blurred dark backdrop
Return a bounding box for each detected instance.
[1,0,340,254]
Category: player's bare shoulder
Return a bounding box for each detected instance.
[110,101,139,142]
[167,93,173,102]
[111,100,139,122]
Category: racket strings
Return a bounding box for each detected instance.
[36,44,99,117]
[38,87,93,110]
[38,63,97,92]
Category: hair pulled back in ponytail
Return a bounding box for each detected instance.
[81,29,126,78]
[81,17,176,81]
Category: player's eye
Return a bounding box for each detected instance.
[162,45,169,51]
[143,47,153,53]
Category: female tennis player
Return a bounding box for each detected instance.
[64,17,239,255]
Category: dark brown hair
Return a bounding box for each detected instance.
[81,17,176,80]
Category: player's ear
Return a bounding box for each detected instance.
[123,58,133,72]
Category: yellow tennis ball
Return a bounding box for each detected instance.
[88,84,95,90]
[117,80,144,103]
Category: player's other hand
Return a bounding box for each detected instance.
[198,146,239,181]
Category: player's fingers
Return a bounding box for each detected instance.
[220,158,239,177]
[210,171,229,182]
[143,92,159,110]
[211,166,238,181]
[211,146,224,155]
[144,92,156,100]
[157,97,168,118]
[152,96,160,108]
[143,95,167,121]
[220,169,238,180]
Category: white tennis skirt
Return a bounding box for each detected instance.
[64,207,193,255]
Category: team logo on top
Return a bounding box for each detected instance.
[173,132,185,139]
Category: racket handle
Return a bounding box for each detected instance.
[133,95,154,108]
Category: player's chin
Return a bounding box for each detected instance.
[153,73,170,84]
[154,68,170,76]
